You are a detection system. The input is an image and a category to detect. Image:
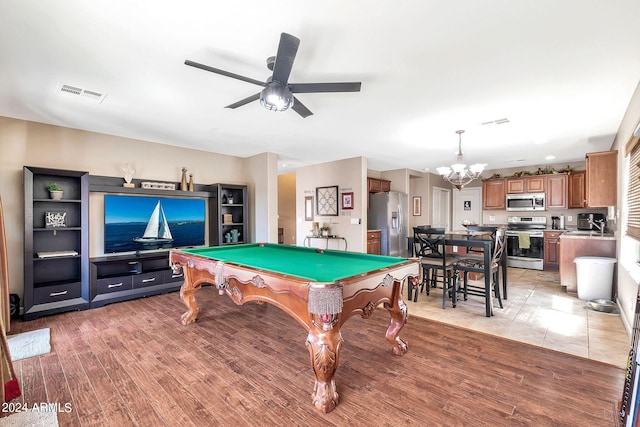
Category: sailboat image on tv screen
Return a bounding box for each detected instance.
[133,201,173,245]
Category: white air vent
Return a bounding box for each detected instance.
[57,83,107,103]
[481,118,510,125]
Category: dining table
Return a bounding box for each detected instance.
[409,230,508,317]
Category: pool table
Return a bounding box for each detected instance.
[169,243,418,413]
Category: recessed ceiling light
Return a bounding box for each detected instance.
[545,155,556,160]
[508,159,526,163]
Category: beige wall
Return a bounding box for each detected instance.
[0,116,276,299]
[277,173,296,245]
[296,157,367,252]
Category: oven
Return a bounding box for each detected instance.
[505,216,546,270]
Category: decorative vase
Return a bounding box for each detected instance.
[188,174,194,192]
[49,190,63,200]
[181,167,188,191]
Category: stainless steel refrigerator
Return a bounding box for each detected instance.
[368,191,409,257]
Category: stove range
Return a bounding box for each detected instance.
[505,216,546,270]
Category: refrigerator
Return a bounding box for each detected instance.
[368,191,409,257]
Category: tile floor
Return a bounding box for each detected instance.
[406,267,630,369]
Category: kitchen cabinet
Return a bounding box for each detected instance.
[543,230,563,271]
[482,178,506,210]
[368,177,391,193]
[545,174,568,210]
[367,230,381,254]
[568,171,586,208]
[586,150,617,207]
[558,234,616,293]
[506,176,545,194]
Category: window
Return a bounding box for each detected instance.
[625,129,640,241]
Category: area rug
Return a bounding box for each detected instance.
[7,328,51,361]
[0,409,58,427]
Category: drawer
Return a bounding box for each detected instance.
[165,268,184,283]
[544,231,563,239]
[34,282,82,304]
[96,276,133,294]
[367,231,381,240]
[133,271,165,289]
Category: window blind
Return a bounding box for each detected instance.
[626,131,640,240]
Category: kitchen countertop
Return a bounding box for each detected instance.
[558,230,616,240]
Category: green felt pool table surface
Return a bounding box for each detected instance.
[181,243,408,283]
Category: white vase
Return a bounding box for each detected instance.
[49,190,63,200]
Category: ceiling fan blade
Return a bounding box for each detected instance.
[288,82,362,93]
[271,33,300,85]
[185,60,266,87]
[291,96,313,118]
[225,93,261,109]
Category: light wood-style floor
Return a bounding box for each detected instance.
[3,269,627,426]
[407,267,630,369]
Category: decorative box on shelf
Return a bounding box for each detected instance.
[141,182,175,191]
[223,213,233,224]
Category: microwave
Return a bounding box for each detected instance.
[506,193,546,211]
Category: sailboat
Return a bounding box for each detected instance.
[133,201,173,244]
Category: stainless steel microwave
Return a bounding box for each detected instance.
[506,193,546,211]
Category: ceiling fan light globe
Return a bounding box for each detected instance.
[260,85,294,112]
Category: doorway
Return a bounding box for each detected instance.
[431,187,451,230]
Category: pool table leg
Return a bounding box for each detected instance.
[305,324,343,413]
[383,277,411,355]
[179,269,201,325]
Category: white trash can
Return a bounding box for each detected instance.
[574,257,616,301]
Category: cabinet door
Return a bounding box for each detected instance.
[506,178,524,194]
[586,151,617,207]
[546,174,567,209]
[368,178,381,193]
[526,177,545,193]
[569,171,586,208]
[482,179,506,210]
[380,180,391,192]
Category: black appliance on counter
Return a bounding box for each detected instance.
[577,213,606,230]
[551,216,560,230]
[506,216,546,270]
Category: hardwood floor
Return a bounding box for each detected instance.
[5,285,624,426]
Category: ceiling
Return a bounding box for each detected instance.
[1,1,639,175]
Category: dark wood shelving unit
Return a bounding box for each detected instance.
[23,166,90,320]
[210,184,248,246]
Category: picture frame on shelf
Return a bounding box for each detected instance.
[316,185,338,216]
[45,211,67,228]
[304,196,314,221]
[412,196,421,216]
[341,192,354,210]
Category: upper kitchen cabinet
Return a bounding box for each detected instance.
[482,178,506,210]
[546,174,568,210]
[568,171,586,208]
[585,150,617,207]
[506,176,545,194]
[367,177,391,193]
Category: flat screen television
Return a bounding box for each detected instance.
[104,194,206,254]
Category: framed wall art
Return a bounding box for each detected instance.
[412,196,421,216]
[304,196,314,221]
[341,192,354,210]
[316,185,338,216]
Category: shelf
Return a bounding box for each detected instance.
[33,198,82,203]
[34,255,81,261]
[89,175,215,197]
[34,227,82,231]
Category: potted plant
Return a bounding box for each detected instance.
[320,225,330,237]
[45,183,63,200]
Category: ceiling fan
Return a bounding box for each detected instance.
[185,33,361,118]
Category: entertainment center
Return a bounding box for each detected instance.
[23,166,248,320]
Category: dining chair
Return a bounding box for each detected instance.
[464,225,497,256]
[452,227,506,314]
[412,227,457,308]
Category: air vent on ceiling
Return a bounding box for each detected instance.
[57,83,107,103]
[481,118,510,126]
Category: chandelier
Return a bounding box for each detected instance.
[436,130,487,190]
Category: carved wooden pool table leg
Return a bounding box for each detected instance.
[305,323,344,413]
[179,268,201,325]
[383,277,412,355]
